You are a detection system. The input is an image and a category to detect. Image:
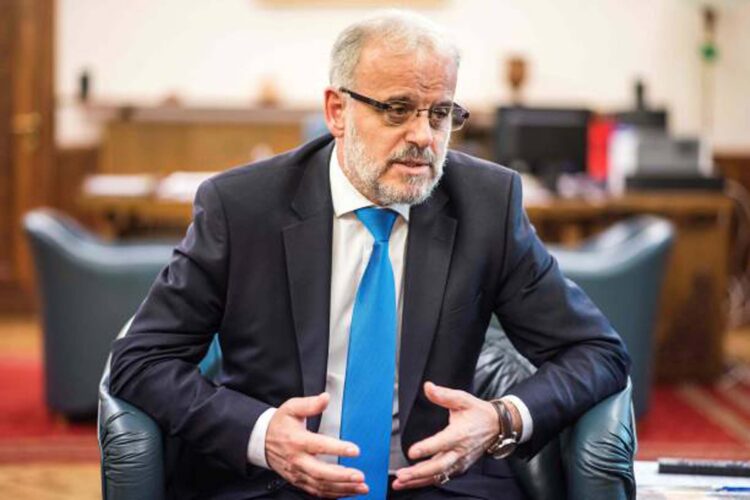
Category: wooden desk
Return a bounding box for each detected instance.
[79,184,733,382]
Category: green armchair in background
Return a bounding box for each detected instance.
[23,209,175,419]
[547,216,674,418]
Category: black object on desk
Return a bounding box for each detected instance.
[658,458,750,477]
[626,174,725,192]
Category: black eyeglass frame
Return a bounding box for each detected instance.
[339,87,470,131]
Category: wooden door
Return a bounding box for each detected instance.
[0,0,55,311]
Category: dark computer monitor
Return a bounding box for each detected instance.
[494,106,591,189]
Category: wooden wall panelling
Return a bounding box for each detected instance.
[0,0,56,312]
[0,1,15,285]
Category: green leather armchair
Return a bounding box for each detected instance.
[99,322,636,500]
[547,216,674,418]
[23,209,175,419]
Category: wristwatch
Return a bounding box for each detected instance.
[486,399,519,459]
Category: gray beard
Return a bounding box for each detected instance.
[342,120,448,206]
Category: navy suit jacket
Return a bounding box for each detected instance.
[110,134,629,499]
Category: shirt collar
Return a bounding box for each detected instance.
[329,144,410,221]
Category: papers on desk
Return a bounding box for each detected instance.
[82,171,219,202]
[82,174,157,198]
[519,173,552,204]
[155,172,218,201]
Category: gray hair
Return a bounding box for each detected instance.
[329,10,460,89]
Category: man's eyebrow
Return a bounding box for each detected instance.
[383,93,454,107]
[384,94,416,103]
[433,99,454,107]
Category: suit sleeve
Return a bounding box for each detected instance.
[493,173,631,459]
[109,179,271,475]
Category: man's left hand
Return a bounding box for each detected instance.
[392,381,500,490]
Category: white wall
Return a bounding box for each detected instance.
[57,0,750,150]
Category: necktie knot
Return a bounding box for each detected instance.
[355,207,398,243]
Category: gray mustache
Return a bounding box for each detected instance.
[389,146,436,165]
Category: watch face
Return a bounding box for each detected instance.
[492,438,518,459]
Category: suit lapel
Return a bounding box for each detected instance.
[398,186,456,437]
[282,142,334,432]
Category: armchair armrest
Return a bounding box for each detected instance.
[563,378,636,500]
[474,326,636,500]
[98,324,222,500]
[98,359,165,500]
[99,318,166,500]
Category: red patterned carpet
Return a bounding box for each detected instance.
[636,367,750,460]
[1,355,749,463]
[0,356,97,463]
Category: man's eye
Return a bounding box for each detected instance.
[431,107,451,119]
[388,105,412,117]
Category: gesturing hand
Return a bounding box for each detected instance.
[265,393,368,498]
[392,382,500,490]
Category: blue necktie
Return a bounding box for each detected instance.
[339,207,398,500]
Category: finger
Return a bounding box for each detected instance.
[297,474,369,498]
[300,477,369,498]
[284,393,330,418]
[407,426,458,460]
[391,475,435,491]
[424,381,470,411]
[297,455,365,483]
[317,480,369,498]
[302,432,360,458]
[396,450,459,484]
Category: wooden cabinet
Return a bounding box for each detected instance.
[90,105,311,174]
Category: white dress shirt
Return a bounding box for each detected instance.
[246,145,532,470]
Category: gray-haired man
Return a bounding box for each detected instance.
[111,11,629,499]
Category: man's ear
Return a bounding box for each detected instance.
[323,87,346,138]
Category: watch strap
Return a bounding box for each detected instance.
[486,399,519,457]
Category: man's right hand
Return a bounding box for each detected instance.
[265,393,368,498]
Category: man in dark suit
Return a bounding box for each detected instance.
[110,10,629,500]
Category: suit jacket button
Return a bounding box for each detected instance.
[267,478,284,490]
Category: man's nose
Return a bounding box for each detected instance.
[404,110,434,149]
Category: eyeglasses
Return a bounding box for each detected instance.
[339,87,470,131]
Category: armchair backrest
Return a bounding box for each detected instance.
[548,215,674,417]
[24,208,175,417]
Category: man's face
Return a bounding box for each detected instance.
[338,42,458,206]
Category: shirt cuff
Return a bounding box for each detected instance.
[247,407,277,468]
[501,395,533,443]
